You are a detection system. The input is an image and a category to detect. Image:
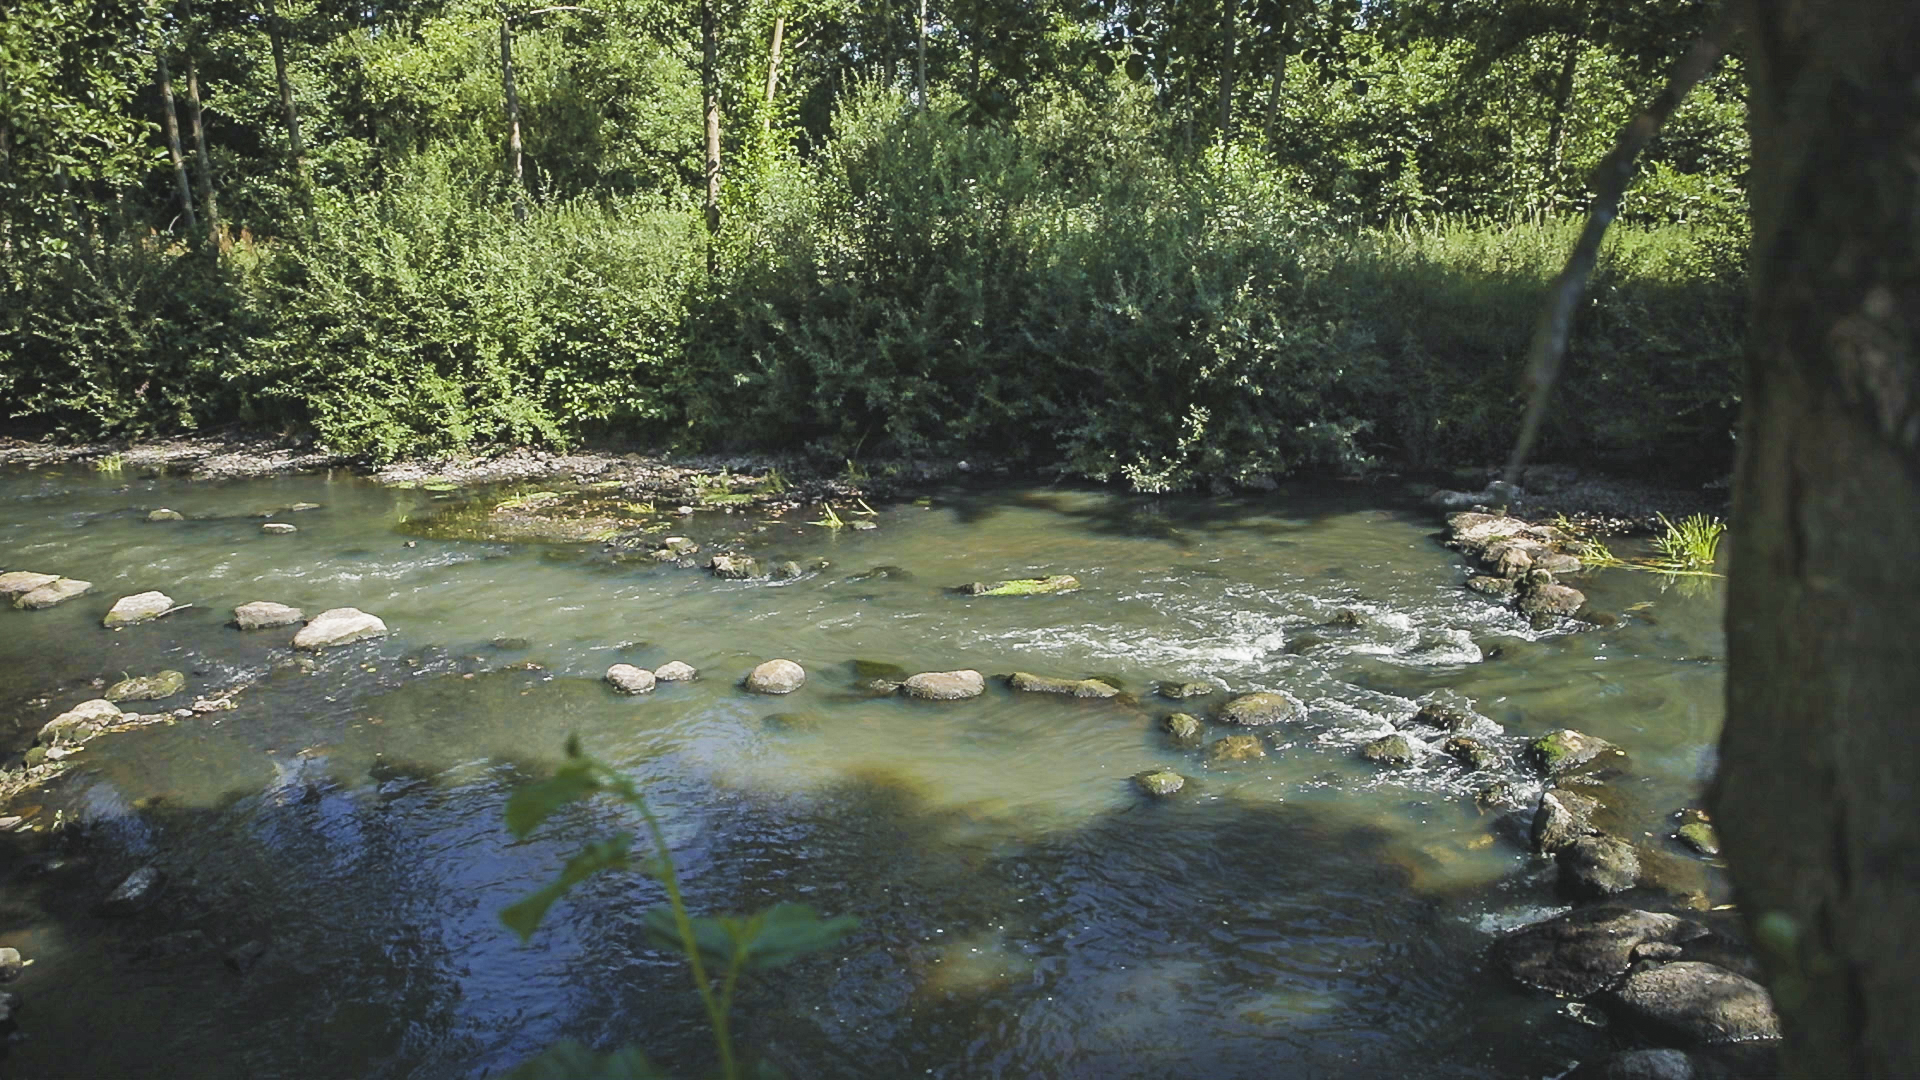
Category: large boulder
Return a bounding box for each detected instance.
[103,591,174,628]
[745,659,806,694]
[1520,581,1588,618]
[1007,672,1119,699]
[14,577,91,609]
[38,699,123,746]
[1446,513,1536,554]
[902,670,986,700]
[291,608,387,650]
[235,601,304,630]
[0,571,60,599]
[106,670,186,703]
[1532,788,1604,853]
[1216,692,1301,726]
[1560,835,1642,897]
[1490,906,1709,997]
[605,664,657,694]
[1604,962,1781,1045]
[1529,728,1623,775]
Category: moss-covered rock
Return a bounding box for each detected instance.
[709,554,759,579]
[1361,734,1416,766]
[15,577,91,609]
[1442,735,1499,771]
[1007,672,1119,698]
[1205,734,1268,765]
[902,670,986,700]
[106,670,186,703]
[959,575,1080,597]
[103,591,174,628]
[1134,769,1186,797]
[1558,835,1642,898]
[1527,728,1622,775]
[1674,812,1721,857]
[1156,680,1215,700]
[1163,712,1204,747]
[1216,692,1300,726]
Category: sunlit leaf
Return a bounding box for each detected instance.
[501,835,633,941]
[640,903,856,972]
[504,761,601,838]
[505,1039,666,1080]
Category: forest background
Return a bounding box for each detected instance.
[0,0,1749,489]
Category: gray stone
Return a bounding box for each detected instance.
[1443,735,1500,771]
[1164,712,1205,747]
[146,508,184,522]
[103,590,174,628]
[1410,701,1476,732]
[1559,835,1642,898]
[1564,1049,1702,1080]
[0,571,59,598]
[1536,552,1585,575]
[1217,692,1301,726]
[1490,906,1709,997]
[291,607,387,650]
[1135,769,1186,797]
[1533,788,1602,854]
[710,554,758,579]
[901,670,986,700]
[1529,728,1623,775]
[653,660,698,681]
[1447,512,1535,552]
[235,601,304,630]
[745,659,806,694]
[1157,680,1216,700]
[1466,574,1518,599]
[99,865,164,916]
[0,947,22,983]
[605,664,657,694]
[15,577,91,609]
[39,699,122,746]
[1205,734,1268,765]
[1361,733,1416,766]
[1007,672,1119,699]
[771,561,805,580]
[105,670,186,703]
[1605,962,1781,1045]
[1519,581,1587,617]
[224,939,269,974]
[261,522,298,534]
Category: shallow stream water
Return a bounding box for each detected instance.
[0,466,1727,1079]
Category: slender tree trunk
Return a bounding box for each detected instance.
[501,15,527,223]
[1262,1,1291,150]
[915,0,928,111]
[702,0,721,276]
[181,0,218,238]
[1219,0,1235,139]
[1716,1,1920,1078]
[1539,36,1580,203]
[763,13,786,132]
[263,0,307,188]
[156,43,198,240]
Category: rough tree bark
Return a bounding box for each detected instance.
[915,0,928,111]
[263,0,307,189]
[1219,0,1235,138]
[155,42,198,239]
[500,14,527,223]
[1261,0,1292,151]
[1716,1,1920,1077]
[180,0,218,235]
[764,12,785,132]
[701,0,721,276]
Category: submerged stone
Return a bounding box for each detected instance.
[1361,734,1416,766]
[146,508,184,522]
[1205,734,1268,765]
[106,671,186,703]
[1217,692,1300,726]
[1007,672,1119,698]
[103,591,174,628]
[1443,735,1499,771]
[1157,680,1216,701]
[1676,820,1721,858]
[1134,769,1186,797]
[959,575,1080,597]
[291,608,387,650]
[1491,906,1708,997]
[99,865,164,916]
[1164,712,1205,747]
[745,659,806,694]
[235,601,304,630]
[902,670,986,700]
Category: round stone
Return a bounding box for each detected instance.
[745,659,806,694]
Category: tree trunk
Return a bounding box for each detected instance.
[702,0,721,276]
[915,0,928,111]
[764,13,786,132]
[1219,0,1235,139]
[1262,1,1292,150]
[1539,36,1580,205]
[155,43,199,240]
[263,0,307,187]
[1716,1,1920,1078]
[501,16,527,223]
[181,0,218,237]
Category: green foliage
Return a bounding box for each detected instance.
[502,740,857,1080]
[1651,511,1725,572]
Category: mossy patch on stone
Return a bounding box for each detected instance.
[400,484,657,544]
[1134,769,1186,797]
[959,575,1080,597]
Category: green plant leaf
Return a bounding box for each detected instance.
[505,760,601,838]
[502,835,633,941]
[640,903,857,972]
[505,1039,666,1080]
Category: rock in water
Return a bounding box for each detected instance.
[745,659,806,694]
[1205,734,1268,765]
[0,948,24,983]
[1491,906,1709,997]
[1558,835,1643,898]
[1135,770,1186,797]
[38,699,123,746]
[1563,1049,1703,1080]
[15,577,90,609]
[103,591,174,628]
[1519,581,1587,618]
[106,671,187,703]
[146,508,184,522]
[959,575,1080,597]
[261,522,297,535]
[1361,733,1416,766]
[1604,962,1781,1044]
[653,660,698,681]
[709,554,758,579]
[1532,788,1603,853]
[1443,736,1500,771]
[291,608,387,650]
[1528,728,1622,775]
[1157,680,1215,700]
[901,670,986,700]
[0,571,60,599]
[1217,692,1300,726]
[1007,672,1119,698]
[99,865,164,916]
[605,664,657,694]
[235,601,304,630]
[1164,712,1205,747]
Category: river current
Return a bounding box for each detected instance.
[0,465,1727,1079]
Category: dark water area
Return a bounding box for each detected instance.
[0,466,1728,1078]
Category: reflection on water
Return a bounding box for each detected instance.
[0,467,1726,1078]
